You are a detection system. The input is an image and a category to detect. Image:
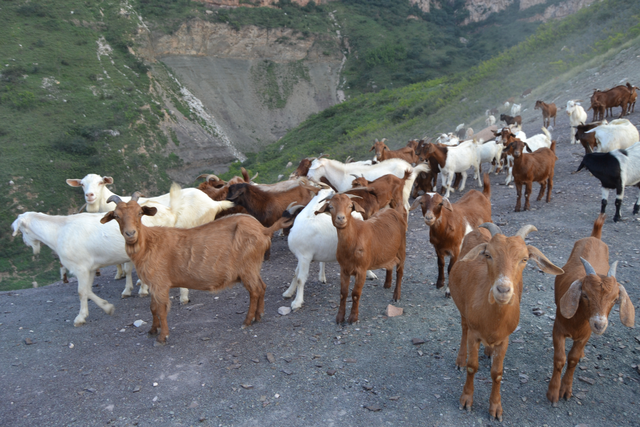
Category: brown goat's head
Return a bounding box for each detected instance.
[100,193,157,245]
[560,258,635,335]
[462,224,564,305]
[369,138,388,160]
[314,193,364,229]
[292,158,313,178]
[350,175,369,188]
[505,139,532,158]
[196,173,226,189]
[226,183,249,203]
[534,100,544,110]
[417,142,437,162]
[409,192,451,226]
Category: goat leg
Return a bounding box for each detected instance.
[613,198,623,222]
[524,181,532,211]
[537,181,547,201]
[392,262,404,301]
[148,298,160,337]
[242,274,263,327]
[455,317,469,369]
[558,338,588,402]
[547,325,566,404]
[488,339,508,422]
[546,175,554,203]
[460,333,480,412]
[435,250,446,289]
[515,182,523,212]
[383,269,393,289]
[347,272,366,324]
[336,270,350,324]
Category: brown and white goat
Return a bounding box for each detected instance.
[415,142,462,194]
[505,139,557,212]
[534,100,557,128]
[410,173,492,294]
[350,169,411,213]
[101,193,292,344]
[450,223,564,421]
[370,138,418,164]
[547,214,635,404]
[315,194,407,324]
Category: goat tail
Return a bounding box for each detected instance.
[541,127,551,141]
[264,216,294,238]
[482,173,491,200]
[550,140,557,153]
[169,182,183,212]
[591,213,605,239]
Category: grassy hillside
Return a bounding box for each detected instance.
[0,1,192,290]
[221,0,640,182]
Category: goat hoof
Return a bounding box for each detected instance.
[552,402,558,408]
[153,339,167,347]
[121,293,131,299]
[147,329,159,337]
[95,270,101,277]
[73,318,86,327]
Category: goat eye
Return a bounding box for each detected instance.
[522,258,528,263]
[113,214,119,219]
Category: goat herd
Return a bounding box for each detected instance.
[9,84,640,422]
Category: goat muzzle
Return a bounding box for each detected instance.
[590,315,608,335]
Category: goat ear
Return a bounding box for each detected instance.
[142,206,157,217]
[100,211,115,224]
[560,279,583,319]
[314,203,330,216]
[461,243,487,261]
[409,197,422,211]
[369,146,375,152]
[526,246,564,275]
[618,284,636,328]
[441,198,453,212]
[66,179,82,187]
[352,201,366,214]
[524,143,533,153]
[383,146,389,151]
[488,289,496,305]
[103,176,114,185]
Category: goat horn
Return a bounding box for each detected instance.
[479,222,502,237]
[350,174,360,179]
[516,224,537,239]
[196,173,218,181]
[607,260,618,278]
[344,194,363,200]
[106,195,123,205]
[317,154,328,160]
[77,202,87,213]
[345,156,353,163]
[130,191,144,202]
[250,172,259,181]
[580,257,597,276]
[285,201,298,211]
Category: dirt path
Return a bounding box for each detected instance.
[2,109,640,427]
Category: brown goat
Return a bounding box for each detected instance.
[450,223,564,421]
[574,122,602,154]
[226,183,319,227]
[370,138,418,164]
[315,194,407,324]
[499,114,522,127]
[415,142,462,194]
[590,85,633,120]
[534,100,557,128]
[350,169,411,212]
[101,193,292,344]
[547,214,635,404]
[505,139,557,212]
[409,173,492,293]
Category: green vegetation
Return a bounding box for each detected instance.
[251,60,310,109]
[221,0,640,182]
[0,0,190,290]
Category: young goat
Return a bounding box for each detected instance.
[576,141,640,222]
[534,100,557,128]
[450,223,564,421]
[547,214,635,404]
[410,174,492,295]
[102,193,292,344]
[315,194,406,324]
[370,138,418,164]
[505,139,557,212]
[566,101,588,145]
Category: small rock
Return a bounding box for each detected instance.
[133,320,147,328]
[241,384,253,389]
[412,338,425,345]
[519,374,529,384]
[119,328,126,333]
[578,376,595,385]
[282,369,293,375]
[344,358,356,363]
[133,386,141,393]
[327,369,337,376]
[363,385,373,391]
[278,306,292,316]
[152,396,158,402]
[386,304,403,317]
[201,337,211,341]
[226,364,241,370]
[389,396,399,401]
[69,343,74,349]
[266,353,276,364]
[364,404,382,412]
[84,387,96,393]
[24,338,33,345]
[153,382,158,387]
[251,358,260,363]
[522,397,527,402]
[199,416,207,422]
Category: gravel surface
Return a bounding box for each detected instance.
[2,106,640,427]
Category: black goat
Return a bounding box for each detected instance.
[500,114,522,127]
[577,144,640,222]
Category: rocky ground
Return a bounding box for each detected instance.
[2,102,640,427]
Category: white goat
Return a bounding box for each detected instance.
[307,157,412,194]
[436,133,460,146]
[476,140,504,183]
[511,103,521,116]
[566,100,588,144]
[440,140,479,197]
[586,119,640,152]
[283,189,378,310]
[455,123,465,132]
[485,115,496,126]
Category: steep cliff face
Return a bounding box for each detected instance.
[194,0,333,6]
[136,20,343,176]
